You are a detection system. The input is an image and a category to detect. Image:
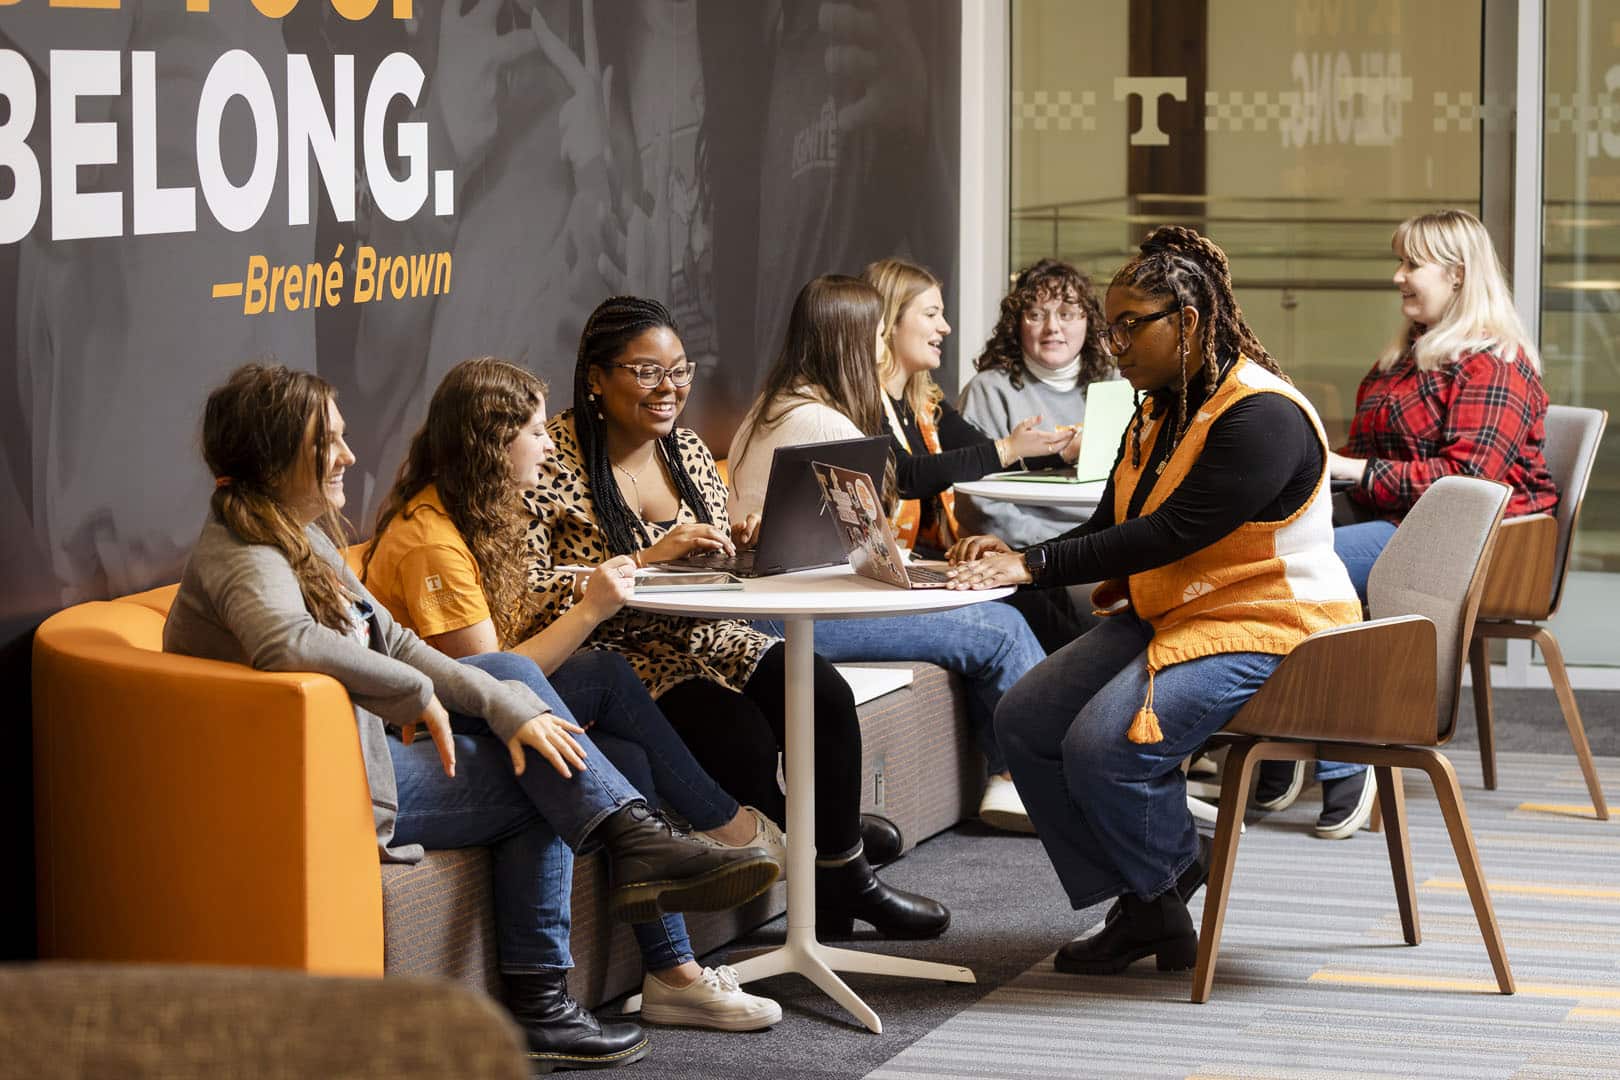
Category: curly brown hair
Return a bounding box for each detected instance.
[363,357,546,648]
[974,259,1110,390]
[1110,225,1284,468]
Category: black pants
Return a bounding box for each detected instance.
[657,643,862,857]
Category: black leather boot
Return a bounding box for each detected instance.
[1103,834,1211,926]
[815,853,950,939]
[860,813,904,867]
[504,971,649,1073]
[1056,890,1197,975]
[593,802,778,923]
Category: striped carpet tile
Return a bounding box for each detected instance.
[867,750,1620,1080]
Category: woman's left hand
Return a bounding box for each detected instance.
[945,551,1032,590]
[731,513,762,551]
[1327,451,1368,484]
[508,713,588,779]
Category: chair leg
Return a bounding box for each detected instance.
[1375,766,1419,945]
[1532,627,1609,821]
[1415,750,1515,994]
[1469,634,1497,791]
[1192,741,1258,1004]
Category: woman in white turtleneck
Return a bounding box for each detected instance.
[957,259,1115,551]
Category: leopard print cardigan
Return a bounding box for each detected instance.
[519,410,775,699]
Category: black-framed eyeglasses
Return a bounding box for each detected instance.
[1099,306,1180,356]
[604,361,699,389]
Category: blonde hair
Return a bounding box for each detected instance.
[1381,209,1539,374]
[863,257,946,422]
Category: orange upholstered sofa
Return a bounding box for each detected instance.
[32,571,982,1004]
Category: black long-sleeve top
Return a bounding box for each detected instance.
[888,394,1065,547]
[1028,378,1324,588]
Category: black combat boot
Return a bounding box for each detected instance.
[504,971,649,1073]
[815,851,950,939]
[593,802,779,923]
[1056,890,1197,975]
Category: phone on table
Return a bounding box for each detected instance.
[633,572,745,593]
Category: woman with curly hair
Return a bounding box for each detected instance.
[958,258,1113,548]
[946,227,1360,974]
[362,357,787,1033]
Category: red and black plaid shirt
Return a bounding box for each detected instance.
[1341,345,1559,519]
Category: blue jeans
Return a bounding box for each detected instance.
[390,652,695,974]
[755,600,1044,774]
[546,649,745,970]
[1300,521,1401,785]
[996,613,1280,908]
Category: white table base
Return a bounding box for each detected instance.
[619,618,967,1033]
[729,618,974,1033]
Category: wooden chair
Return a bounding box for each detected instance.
[1193,476,1514,1003]
[1468,405,1608,819]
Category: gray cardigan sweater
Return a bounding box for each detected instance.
[163,517,550,863]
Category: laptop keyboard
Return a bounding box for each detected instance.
[658,551,757,576]
[908,564,950,584]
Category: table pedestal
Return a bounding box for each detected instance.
[725,617,974,1033]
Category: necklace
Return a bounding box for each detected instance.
[611,447,658,516]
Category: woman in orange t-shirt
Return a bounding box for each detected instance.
[364,357,784,1033]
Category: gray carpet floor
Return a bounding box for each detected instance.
[612,688,1620,1079]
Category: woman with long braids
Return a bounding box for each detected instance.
[944,227,1361,974]
[728,275,1046,836]
[362,356,787,1032]
[520,296,951,940]
[163,364,778,1072]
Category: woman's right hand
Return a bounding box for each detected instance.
[507,712,588,779]
[577,555,638,623]
[1001,415,1071,463]
[947,534,1013,564]
[401,695,457,778]
[639,523,735,565]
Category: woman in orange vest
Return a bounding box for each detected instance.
[945,226,1361,974]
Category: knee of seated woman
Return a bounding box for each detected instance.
[460,651,545,684]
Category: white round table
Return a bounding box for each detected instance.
[951,477,1106,510]
[625,564,1012,1034]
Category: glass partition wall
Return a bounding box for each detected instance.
[1010,0,1618,672]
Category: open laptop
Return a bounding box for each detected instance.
[810,462,951,589]
[658,435,891,577]
[981,378,1138,484]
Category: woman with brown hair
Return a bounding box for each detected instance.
[163,363,777,1069]
[522,295,951,940]
[363,356,786,1032]
[727,275,1047,835]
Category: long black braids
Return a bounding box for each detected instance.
[573,296,715,556]
[1110,225,1286,467]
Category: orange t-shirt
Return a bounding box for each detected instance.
[364,485,491,639]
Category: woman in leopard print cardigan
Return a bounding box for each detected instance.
[520,295,949,940]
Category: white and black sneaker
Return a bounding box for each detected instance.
[1315,769,1377,839]
[1253,760,1306,812]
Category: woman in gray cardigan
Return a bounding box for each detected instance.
[164,364,776,1073]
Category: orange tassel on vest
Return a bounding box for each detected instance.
[1128,667,1164,744]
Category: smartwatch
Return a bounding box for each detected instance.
[1021,544,1048,585]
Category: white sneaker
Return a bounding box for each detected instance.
[697,806,788,881]
[979,775,1036,833]
[640,965,782,1032]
